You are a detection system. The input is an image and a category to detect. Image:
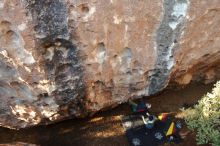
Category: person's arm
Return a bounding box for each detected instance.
[141,116,147,124]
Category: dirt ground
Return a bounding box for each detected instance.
[0,83,214,146]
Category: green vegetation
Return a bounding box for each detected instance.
[182,81,220,146]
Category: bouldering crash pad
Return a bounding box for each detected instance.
[121,101,182,146]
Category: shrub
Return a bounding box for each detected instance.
[182,81,220,146]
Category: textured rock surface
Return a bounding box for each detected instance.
[0,0,220,129]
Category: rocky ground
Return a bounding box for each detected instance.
[0,82,214,146]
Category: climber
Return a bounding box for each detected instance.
[129,98,151,114]
[142,115,156,129]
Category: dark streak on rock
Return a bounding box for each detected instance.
[25,0,87,117]
[148,0,188,95]
[43,40,87,117]
[26,0,69,39]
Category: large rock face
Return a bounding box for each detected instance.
[0,0,220,129]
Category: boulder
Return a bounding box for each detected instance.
[0,0,219,129]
